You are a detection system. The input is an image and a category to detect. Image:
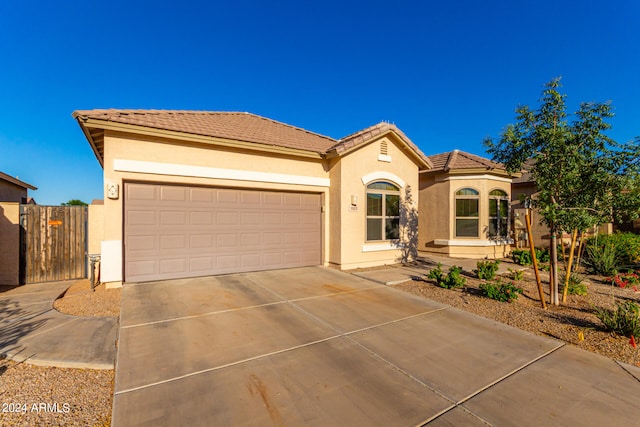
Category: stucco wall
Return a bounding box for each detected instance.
[0,181,27,203]
[88,202,104,255]
[0,202,20,285]
[100,130,331,284]
[332,135,421,269]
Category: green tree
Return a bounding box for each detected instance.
[484,78,640,305]
[61,199,88,206]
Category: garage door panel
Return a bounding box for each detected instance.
[190,211,213,225]
[240,212,261,225]
[160,186,187,201]
[240,233,261,247]
[159,235,187,250]
[127,235,157,251]
[160,211,187,226]
[264,193,283,205]
[190,235,213,249]
[127,210,157,226]
[128,260,157,277]
[190,257,214,271]
[217,255,240,269]
[263,252,283,265]
[263,233,282,245]
[125,184,321,282]
[216,212,238,225]
[216,234,238,247]
[217,189,240,204]
[160,258,187,274]
[189,188,214,203]
[127,184,156,201]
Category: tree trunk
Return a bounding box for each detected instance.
[550,225,560,305]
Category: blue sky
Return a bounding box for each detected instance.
[1,0,638,205]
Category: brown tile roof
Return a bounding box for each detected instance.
[73,109,431,169]
[427,150,505,172]
[72,110,337,153]
[0,171,37,190]
[329,122,432,168]
[511,158,536,183]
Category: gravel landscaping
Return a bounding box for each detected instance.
[395,261,640,367]
[1,281,120,426]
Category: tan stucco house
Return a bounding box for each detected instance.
[419,150,514,259]
[0,171,37,203]
[73,110,432,286]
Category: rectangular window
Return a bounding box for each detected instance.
[455,198,479,237]
[489,194,509,237]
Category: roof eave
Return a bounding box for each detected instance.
[0,172,37,190]
[74,115,105,168]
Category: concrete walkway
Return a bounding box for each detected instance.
[0,281,117,369]
[112,267,640,426]
[352,253,522,285]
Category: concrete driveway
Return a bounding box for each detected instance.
[112,267,640,426]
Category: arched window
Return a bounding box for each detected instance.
[366,181,400,241]
[455,188,479,237]
[489,189,509,237]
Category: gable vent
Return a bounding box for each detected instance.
[380,140,388,155]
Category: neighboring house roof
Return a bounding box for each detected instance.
[73,109,431,169]
[426,149,505,173]
[511,158,536,184]
[0,171,37,190]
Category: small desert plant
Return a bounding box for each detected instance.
[427,264,466,289]
[561,274,588,296]
[479,279,523,303]
[511,248,553,266]
[587,232,640,266]
[585,242,618,276]
[474,260,500,280]
[595,300,640,338]
[511,249,532,266]
[426,263,444,283]
[508,268,524,281]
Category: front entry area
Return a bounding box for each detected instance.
[123,183,322,282]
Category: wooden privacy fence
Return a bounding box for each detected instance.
[20,205,87,284]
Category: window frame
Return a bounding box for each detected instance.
[488,189,510,238]
[455,187,480,238]
[365,181,401,242]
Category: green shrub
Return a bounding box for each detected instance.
[536,247,551,263]
[595,300,640,338]
[427,264,466,289]
[511,248,553,266]
[568,282,588,296]
[508,268,524,281]
[585,242,618,276]
[426,263,444,283]
[479,279,524,303]
[474,260,500,280]
[562,274,588,296]
[441,266,466,289]
[587,233,640,267]
[511,249,532,266]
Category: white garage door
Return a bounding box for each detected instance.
[124,183,322,282]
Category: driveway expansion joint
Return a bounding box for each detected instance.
[418,342,566,425]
